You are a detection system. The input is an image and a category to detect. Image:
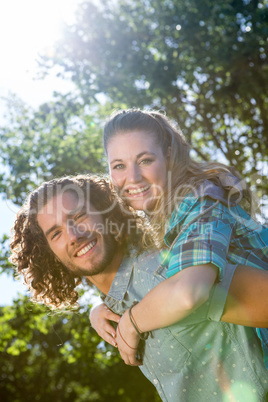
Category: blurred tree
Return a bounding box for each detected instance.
[0,1,267,400]
[1,1,267,209]
[0,295,159,401]
[39,0,268,202]
[0,94,106,205]
[0,235,13,276]
[0,92,159,400]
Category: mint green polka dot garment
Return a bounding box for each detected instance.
[102,251,268,402]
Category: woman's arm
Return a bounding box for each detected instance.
[128,263,218,331]
[117,264,268,366]
[222,264,268,327]
[116,263,218,365]
[89,263,216,351]
[92,264,268,365]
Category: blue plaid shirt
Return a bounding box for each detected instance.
[164,183,268,368]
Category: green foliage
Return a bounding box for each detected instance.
[0,94,106,205]
[0,235,14,276]
[0,296,160,401]
[0,1,268,400]
[1,1,267,207]
[39,0,268,199]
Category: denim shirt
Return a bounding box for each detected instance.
[102,250,268,402]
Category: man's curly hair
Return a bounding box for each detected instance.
[10,175,155,308]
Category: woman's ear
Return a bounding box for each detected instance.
[166,146,172,170]
[166,146,171,161]
[167,146,171,157]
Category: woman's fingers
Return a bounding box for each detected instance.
[119,350,142,366]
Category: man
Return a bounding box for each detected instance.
[10,175,148,307]
[10,174,268,401]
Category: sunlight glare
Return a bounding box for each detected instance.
[0,0,81,75]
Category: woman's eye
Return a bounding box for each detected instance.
[140,158,153,165]
[113,163,125,170]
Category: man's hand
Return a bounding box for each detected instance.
[116,309,142,366]
[90,303,120,347]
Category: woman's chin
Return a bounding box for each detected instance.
[128,197,157,213]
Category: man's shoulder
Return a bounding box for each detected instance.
[134,249,162,271]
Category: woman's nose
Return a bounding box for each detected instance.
[127,165,141,183]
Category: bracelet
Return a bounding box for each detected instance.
[129,302,150,341]
[117,323,136,350]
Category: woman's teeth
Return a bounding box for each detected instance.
[127,185,150,195]
[77,241,96,257]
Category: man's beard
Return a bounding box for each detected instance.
[65,233,118,277]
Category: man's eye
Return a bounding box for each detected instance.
[75,213,86,221]
[51,230,61,240]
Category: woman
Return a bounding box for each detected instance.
[91,108,268,367]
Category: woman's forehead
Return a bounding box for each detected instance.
[107,130,161,155]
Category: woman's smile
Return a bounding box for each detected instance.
[125,184,151,197]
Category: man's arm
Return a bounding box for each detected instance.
[90,302,120,347]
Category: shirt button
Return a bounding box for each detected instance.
[153,379,158,385]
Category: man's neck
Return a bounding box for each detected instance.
[86,248,125,295]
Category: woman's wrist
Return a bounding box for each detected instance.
[129,302,150,340]
[121,309,137,336]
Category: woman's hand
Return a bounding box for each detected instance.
[90,303,120,347]
[116,309,142,366]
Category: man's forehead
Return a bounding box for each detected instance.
[39,189,96,216]
[57,190,91,211]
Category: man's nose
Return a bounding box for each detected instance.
[67,224,83,244]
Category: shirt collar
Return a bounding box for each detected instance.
[167,174,243,231]
[196,174,244,207]
[101,249,136,303]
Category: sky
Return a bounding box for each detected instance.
[0,0,81,305]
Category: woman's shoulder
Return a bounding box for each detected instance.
[165,181,238,244]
